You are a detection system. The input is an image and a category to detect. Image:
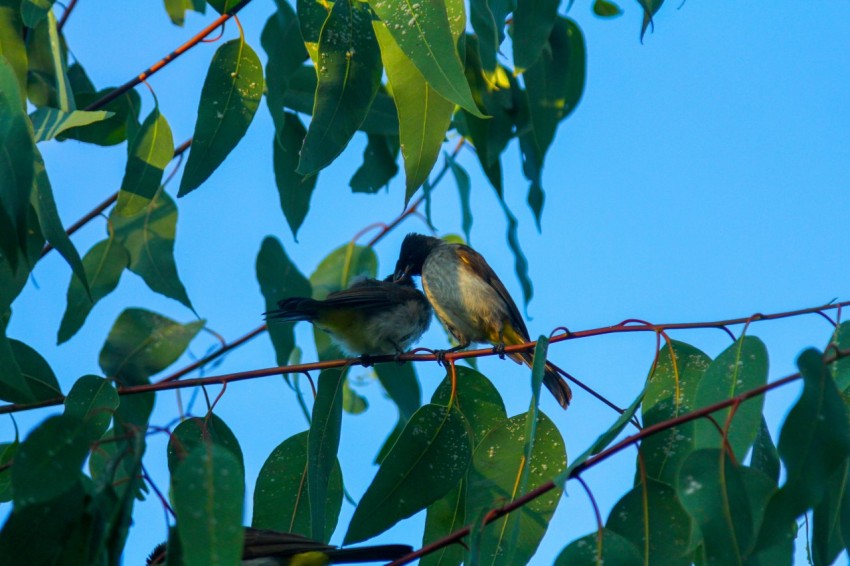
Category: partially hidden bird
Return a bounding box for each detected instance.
[265,275,432,357]
[146,527,413,565]
[393,233,572,409]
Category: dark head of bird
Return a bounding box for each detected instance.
[393,233,442,280]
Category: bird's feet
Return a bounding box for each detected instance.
[359,354,375,367]
[492,342,507,360]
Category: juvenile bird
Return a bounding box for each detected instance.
[265,275,431,356]
[146,527,413,565]
[393,233,572,409]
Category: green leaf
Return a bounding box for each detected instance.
[63,374,119,443]
[57,236,130,344]
[31,150,88,291]
[308,368,346,542]
[829,321,850,393]
[756,348,850,551]
[262,0,308,129]
[432,366,507,444]
[0,55,36,262]
[168,415,244,476]
[694,336,769,462]
[447,155,473,243]
[0,204,42,315]
[163,0,206,26]
[555,529,642,566]
[59,87,142,146]
[750,416,780,484]
[296,0,330,64]
[593,0,623,18]
[638,0,665,41]
[343,377,369,414]
[465,411,565,565]
[29,10,71,110]
[115,108,174,215]
[110,191,194,311]
[469,0,511,75]
[641,340,710,485]
[309,243,377,299]
[12,414,88,508]
[0,440,17,502]
[172,444,245,566]
[523,17,585,160]
[345,403,472,544]
[368,0,484,117]
[0,328,30,403]
[20,0,54,28]
[98,308,204,386]
[296,0,383,175]
[421,480,466,566]
[0,0,27,100]
[374,362,422,463]
[29,107,111,142]
[677,449,754,564]
[374,21,453,204]
[812,458,848,566]
[349,133,399,194]
[252,430,343,540]
[207,0,240,14]
[606,478,692,566]
[496,194,533,310]
[512,0,560,73]
[256,236,312,366]
[10,337,61,400]
[282,65,399,136]
[178,38,263,196]
[272,113,317,239]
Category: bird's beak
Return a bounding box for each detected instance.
[393,264,412,283]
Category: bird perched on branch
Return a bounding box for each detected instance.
[265,275,432,357]
[393,233,572,409]
[146,527,413,565]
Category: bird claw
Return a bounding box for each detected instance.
[433,349,448,367]
[493,343,507,360]
[359,354,375,367]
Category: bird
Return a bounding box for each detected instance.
[393,233,572,409]
[265,275,432,357]
[146,527,413,565]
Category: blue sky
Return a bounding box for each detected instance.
[5,0,850,563]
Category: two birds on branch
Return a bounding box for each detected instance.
[267,233,572,410]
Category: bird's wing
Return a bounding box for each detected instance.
[455,245,530,341]
[241,528,335,558]
[321,279,420,312]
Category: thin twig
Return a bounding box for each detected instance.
[57,0,78,32]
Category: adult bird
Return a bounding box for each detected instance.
[146,527,413,565]
[393,233,572,409]
[265,275,432,357]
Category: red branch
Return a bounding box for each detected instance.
[84,0,254,111]
[1,300,845,416]
[57,0,78,32]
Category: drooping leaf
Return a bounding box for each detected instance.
[262,0,308,129]
[349,133,399,194]
[342,377,368,414]
[0,328,29,403]
[447,155,473,243]
[11,414,89,508]
[606,479,691,566]
[496,195,533,310]
[421,481,466,566]
[693,336,769,463]
[20,0,55,28]
[465,411,565,565]
[309,243,377,299]
[31,150,87,290]
[374,361,422,463]
[829,321,850,393]
[111,191,194,311]
[512,0,560,73]
[0,0,27,100]
[637,0,665,41]
[172,444,245,566]
[554,528,642,566]
[296,0,330,64]
[115,108,174,215]
[163,0,206,26]
[98,308,204,386]
[282,65,399,135]
[272,113,317,239]
[756,348,850,551]
[28,11,72,110]
[296,0,383,175]
[256,236,312,366]
[308,368,346,542]
[57,236,130,344]
[178,38,263,196]
[677,449,755,564]
[0,440,17,502]
[345,403,472,544]
[368,0,484,117]
[59,86,142,146]
[750,416,780,484]
[63,374,119,443]
[0,204,41,315]
[432,366,507,444]
[167,414,245,477]
[593,0,623,17]
[252,430,343,541]
[469,0,512,75]
[0,55,36,262]
[9,337,61,400]
[812,459,848,566]
[640,340,710,485]
[374,21,454,204]
[207,0,240,14]
[29,107,112,142]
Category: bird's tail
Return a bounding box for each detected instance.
[513,352,573,409]
[325,544,414,563]
[265,297,320,323]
